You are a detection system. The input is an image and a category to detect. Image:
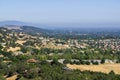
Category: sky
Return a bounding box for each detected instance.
[0,0,120,25]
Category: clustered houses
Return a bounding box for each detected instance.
[1,27,120,60]
[1,28,120,52]
[81,39,120,51]
[46,59,117,65]
[67,39,87,48]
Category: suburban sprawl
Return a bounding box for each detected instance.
[0,25,120,80]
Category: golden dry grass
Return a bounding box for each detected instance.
[67,63,120,74]
[7,47,20,52]
[42,44,69,49]
[6,75,17,80]
[15,40,26,45]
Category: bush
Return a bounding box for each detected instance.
[63,59,71,64]
[101,58,105,64]
[85,61,90,65]
[92,61,99,65]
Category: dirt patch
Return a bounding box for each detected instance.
[67,63,120,74]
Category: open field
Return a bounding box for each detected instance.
[67,63,120,74]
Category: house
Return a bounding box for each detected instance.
[13,51,24,56]
[105,59,114,64]
[71,59,79,62]
[46,60,53,63]
[58,59,65,64]
[62,67,72,71]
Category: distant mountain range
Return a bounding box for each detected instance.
[0,25,52,36]
[0,20,52,29]
[0,20,120,31]
[0,20,120,39]
[0,20,75,30]
[0,20,31,26]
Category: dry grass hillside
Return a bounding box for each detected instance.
[67,63,120,74]
[15,40,26,45]
[7,47,20,52]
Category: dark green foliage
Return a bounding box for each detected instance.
[21,47,27,53]
[0,44,3,49]
[85,61,90,65]
[109,70,115,75]
[92,61,99,65]
[101,58,105,64]
[0,75,6,80]
[63,59,71,64]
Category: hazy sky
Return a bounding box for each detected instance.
[0,0,120,24]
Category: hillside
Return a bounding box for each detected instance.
[67,63,120,74]
[0,25,120,79]
[0,25,51,35]
[0,21,29,26]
